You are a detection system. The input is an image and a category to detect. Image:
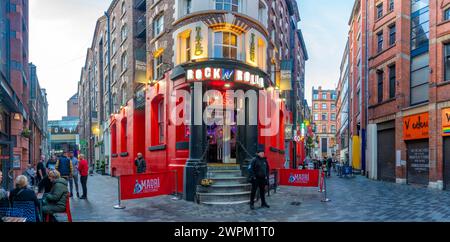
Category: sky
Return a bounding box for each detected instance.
[29,0,354,120]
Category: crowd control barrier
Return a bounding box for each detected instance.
[278,168,330,202]
[114,170,179,209]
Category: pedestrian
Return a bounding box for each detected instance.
[36,155,47,185]
[55,152,73,196]
[46,155,57,170]
[23,163,36,187]
[9,175,40,221]
[68,151,80,198]
[37,174,53,194]
[0,171,9,208]
[42,170,68,222]
[78,154,89,199]
[134,153,147,174]
[326,156,333,177]
[248,145,270,210]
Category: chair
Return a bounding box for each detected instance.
[10,201,38,222]
[45,192,72,222]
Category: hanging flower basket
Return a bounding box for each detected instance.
[21,129,31,138]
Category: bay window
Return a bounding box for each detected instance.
[214,32,238,59]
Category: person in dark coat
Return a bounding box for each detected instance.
[134,153,147,174]
[326,156,333,177]
[56,152,73,196]
[9,175,40,221]
[38,175,53,193]
[0,171,9,208]
[42,170,68,219]
[248,145,270,210]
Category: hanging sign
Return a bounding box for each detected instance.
[403,112,429,140]
[443,108,450,136]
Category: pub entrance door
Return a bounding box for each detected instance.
[0,141,13,190]
[406,139,429,186]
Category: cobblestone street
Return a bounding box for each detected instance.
[69,173,450,222]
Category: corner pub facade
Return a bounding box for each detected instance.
[88,0,308,201]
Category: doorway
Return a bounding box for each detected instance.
[444,137,450,190]
[206,123,237,164]
[0,141,12,190]
[406,139,429,186]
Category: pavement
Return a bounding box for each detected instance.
[68,172,450,222]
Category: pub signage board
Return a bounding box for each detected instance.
[186,67,265,88]
[403,112,429,140]
[443,108,450,136]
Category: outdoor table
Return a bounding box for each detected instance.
[2,217,27,222]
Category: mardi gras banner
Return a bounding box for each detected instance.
[119,172,174,200]
[278,169,320,187]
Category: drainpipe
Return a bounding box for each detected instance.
[363,0,369,175]
[105,11,112,117]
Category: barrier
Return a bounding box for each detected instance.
[278,168,330,202]
[113,170,178,209]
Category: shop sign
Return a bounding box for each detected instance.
[119,172,174,200]
[403,113,429,140]
[13,155,21,170]
[186,67,264,88]
[278,169,319,187]
[284,124,293,140]
[443,108,450,136]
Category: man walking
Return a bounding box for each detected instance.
[36,155,47,185]
[248,145,270,210]
[55,152,73,196]
[68,152,80,198]
[78,154,89,199]
[134,153,147,174]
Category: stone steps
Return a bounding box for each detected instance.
[196,164,251,205]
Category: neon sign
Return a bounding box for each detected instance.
[186,67,265,88]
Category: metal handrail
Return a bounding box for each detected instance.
[236,141,255,160]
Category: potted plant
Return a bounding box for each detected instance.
[100,160,106,175]
[21,129,31,138]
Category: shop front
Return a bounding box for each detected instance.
[403,112,429,186]
[442,108,450,190]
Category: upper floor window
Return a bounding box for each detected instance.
[112,16,116,30]
[322,113,328,121]
[389,0,394,12]
[377,31,383,53]
[444,44,450,81]
[389,65,396,98]
[377,4,383,19]
[121,52,128,72]
[215,0,240,12]
[389,24,396,46]
[213,32,237,59]
[331,114,336,121]
[158,100,165,144]
[322,93,327,100]
[377,70,384,103]
[314,113,319,121]
[154,53,164,79]
[331,104,336,110]
[112,39,117,54]
[121,24,128,42]
[322,103,327,109]
[186,0,192,14]
[153,14,164,37]
[314,103,318,109]
[313,94,318,100]
[445,8,450,21]
[121,1,126,15]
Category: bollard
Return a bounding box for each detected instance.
[321,172,331,203]
[113,176,126,209]
[172,169,181,200]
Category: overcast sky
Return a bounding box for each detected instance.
[29,0,354,120]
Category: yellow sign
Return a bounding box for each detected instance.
[403,113,429,140]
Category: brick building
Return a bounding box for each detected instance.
[78,0,309,202]
[311,86,337,159]
[0,0,31,189]
[67,93,79,118]
[347,0,450,190]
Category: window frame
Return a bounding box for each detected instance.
[445,8,450,21]
[389,24,396,46]
[213,31,238,59]
[121,24,128,42]
[377,70,384,103]
[389,64,396,98]
[389,0,394,12]
[215,0,240,12]
[153,14,164,37]
[154,53,164,79]
[158,99,165,144]
[376,4,383,19]
[121,52,128,72]
[445,44,450,82]
[377,31,383,53]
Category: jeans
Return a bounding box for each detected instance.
[68,174,79,196]
[250,178,267,206]
[80,176,88,198]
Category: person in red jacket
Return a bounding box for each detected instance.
[78,154,89,199]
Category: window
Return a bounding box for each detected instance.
[331,114,336,121]
[411,6,429,51]
[186,0,192,14]
[121,52,127,72]
[158,100,165,144]
[322,125,327,133]
[322,93,327,100]
[377,70,384,103]
[445,8,450,21]
[111,65,117,83]
[121,84,127,105]
[313,94,318,100]
[377,31,383,53]
[331,125,336,134]
[121,1,126,15]
[389,24,396,46]
[314,113,319,121]
[411,53,429,104]
[112,16,116,30]
[389,0,394,12]
[112,39,117,54]
[153,14,164,37]
[445,44,450,81]
[121,24,128,42]
[154,54,164,79]
[322,113,327,121]
[215,0,240,12]
[331,104,336,110]
[186,35,191,62]
[357,89,361,113]
[377,4,383,19]
[314,103,318,109]
[322,103,327,110]
[389,65,396,98]
[213,32,238,59]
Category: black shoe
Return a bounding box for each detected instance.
[250,204,255,210]
[77,193,80,198]
[80,196,87,200]
[262,204,270,208]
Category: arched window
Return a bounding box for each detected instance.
[213,32,237,59]
[112,39,117,54]
[121,52,127,72]
[158,99,165,144]
[121,1,126,15]
[121,24,127,42]
[111,65,117,83]
[121,84,127,106]
[112,16,116,29]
